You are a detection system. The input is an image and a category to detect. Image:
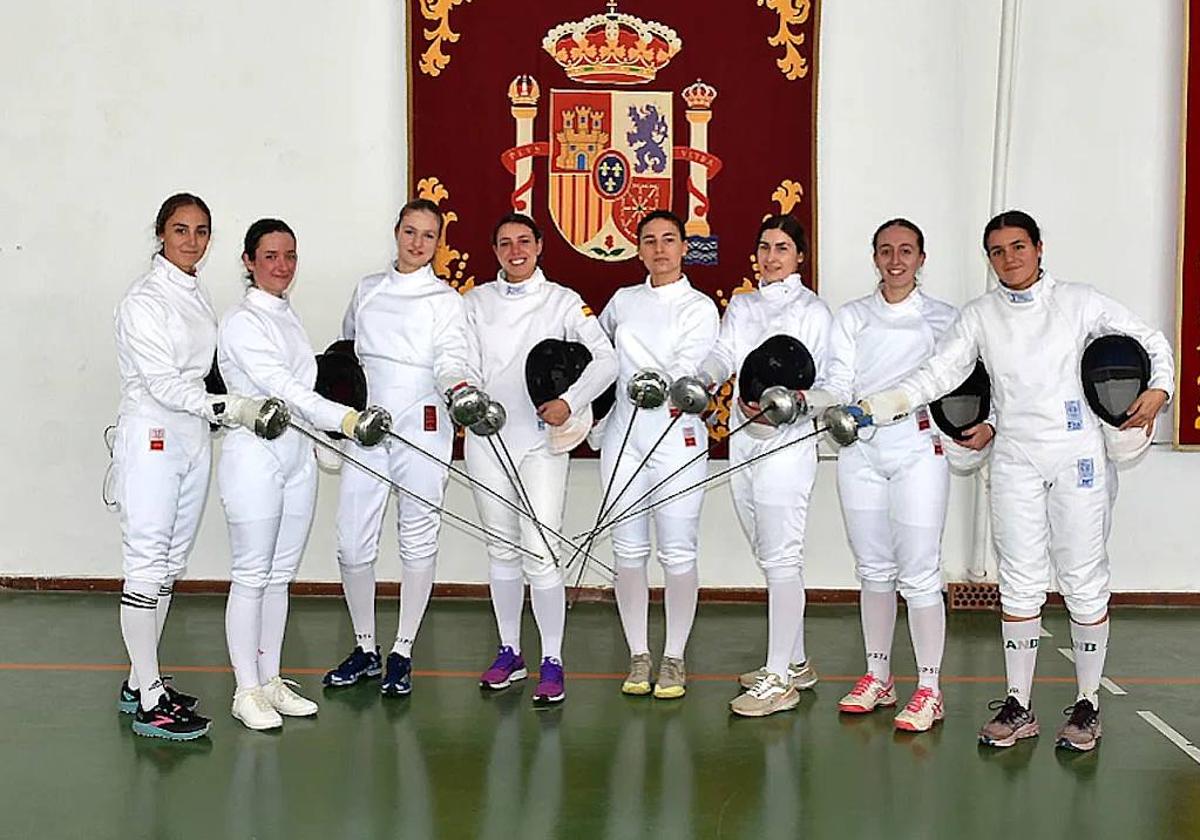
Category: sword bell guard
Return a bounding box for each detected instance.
[627,368,670,409]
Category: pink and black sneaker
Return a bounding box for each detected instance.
[480,645,528,690]
[132,692,211,741]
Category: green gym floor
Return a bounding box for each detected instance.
[2,592,1199,840]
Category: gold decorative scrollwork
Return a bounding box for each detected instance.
[416,176,475,292]
[757,0,811,81]
[771,179,804,215]
[418,0,473,78]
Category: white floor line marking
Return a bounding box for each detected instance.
[1055,648,1127,696]
[1039,627,1053,638]
[1138,711,1200,765]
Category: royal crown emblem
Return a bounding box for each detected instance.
[542,0,681,86]
[502,3,722,265]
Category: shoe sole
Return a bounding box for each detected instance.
[838,695,898,714]
[381,685,412,697]
[895,710,945,732]
[232,711,283,731]
[653,686,686,699]
[323,667,382,687]
[132,721,211,741]
[621,682,652,696]
[480,668,528,690]
[979,721,1040,748]
[118,698,138,715]
[1055,728,1101,752]
[793,672,819,691]
[532,692,565,707]
[731,692,801,718]
[274,704,319,716]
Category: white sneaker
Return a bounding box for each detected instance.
[837,673,897,714]
[893,687,944,732]
[262,676,318,717]
[730,672,800,717]
[738,660,819,691]
[232,686,283,731]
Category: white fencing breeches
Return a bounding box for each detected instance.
[836,423,949,606]
[336,407,452,570]
[600,422,707,572]
[115,413,211,588]
[729,434,818,573]
[989,438,1114,618]
[218,432,318,589]
[464,437,567,580]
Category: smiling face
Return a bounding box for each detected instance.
[756,229,804,283]
[638,217,686,285]
[394,208,441,273]
[985,226,1043,290]
[159,204,211,274]
[243,231,298,298]
[873,224,925,300]
[493,221,543,282]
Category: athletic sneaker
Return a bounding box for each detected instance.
[1055,698,1102,752]
[978,696,1040,747]
[118,677,199,715]
[654,656,687,700]
[262,676,318,716]
[838,673,898,713]
[132,693,211,741]
[480,645,528,690]
[381,653,413,697]
[738,660,820,691]
[621,653,653,696]
[532,657,565,706]
[893,687,944,732]
[322,646,382,687]
[730,672,800,717]
[231,686,283,731]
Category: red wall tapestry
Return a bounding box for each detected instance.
[407,1,820,442]
[1178,0,1200,448]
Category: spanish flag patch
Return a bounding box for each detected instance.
[581,304,594,318]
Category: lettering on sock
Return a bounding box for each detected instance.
[919,665,940,676]
[1004,638,1039,650]
[146,678,163,693]
[867,652,890,661]
[1073,640,1100,653]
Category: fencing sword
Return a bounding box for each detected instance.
[380,426,603,568]
[587,402,866,537]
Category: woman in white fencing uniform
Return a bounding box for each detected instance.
[698,214,830,718]
[114,193,262,741]
[598,209,719,700]
[463,212,617,705]
[218,218,384,730]
[852,210,1173,751]
[324,199,478,698]
[823,218,973,732]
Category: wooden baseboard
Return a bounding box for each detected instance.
[2,576,1198,606]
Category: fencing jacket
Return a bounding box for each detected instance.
[893,272,1174,475]
[115,253,217,423]
[218,287,349,438]
[701,273,833,439]
[464,268,617,457]
[340,263,472,420]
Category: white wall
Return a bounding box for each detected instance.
[1,0,1195,590]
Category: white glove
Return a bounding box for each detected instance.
[858,389,912,426]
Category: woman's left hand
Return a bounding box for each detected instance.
[537,399,571,427]
[1120,388,1168,435]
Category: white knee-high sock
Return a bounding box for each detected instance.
[226,582,263,691]
[339,563,377,652]
[614,559,650,656]
[662,563,698,661]
[861,585,897,681]
[1001,616,1042,709]
[907,600,945,691]
[258,581,290,683]
[128,581,174,691]
[1070,617,1109,708]
[529,571,566,662]
[489,562,525,653]
[790,571,808,665]
[764,567,803,679]
[121,581,163,710]
[394,557,436,657]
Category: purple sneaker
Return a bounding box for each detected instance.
[533,658,565,706]
[480,645,528,690]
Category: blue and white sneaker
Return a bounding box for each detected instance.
[381,653,413,697]
[118,677,199,715]
[322,646,382,687]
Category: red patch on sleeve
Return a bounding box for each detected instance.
[424,405,437,432]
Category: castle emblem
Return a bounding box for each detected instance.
[500,2,723,264]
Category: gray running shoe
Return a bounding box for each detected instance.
[1056,699,1102,752]
[738,660,819,691]
[978,696,1040,747]
[730,672,800,717]
[621,653,653,696]
[653,656,687,699]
